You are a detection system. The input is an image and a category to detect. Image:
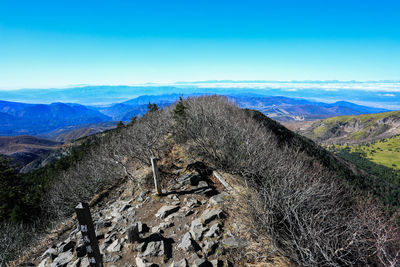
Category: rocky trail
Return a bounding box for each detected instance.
[26,159,250,267]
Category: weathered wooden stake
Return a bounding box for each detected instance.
[151,157,162,195]
[75,202,103,267]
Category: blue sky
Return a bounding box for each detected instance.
[0,0,399,89]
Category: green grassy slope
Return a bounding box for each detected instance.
[303,110,400,143]
[330,135,400,170]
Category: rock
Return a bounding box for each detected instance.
[204,223,222,238]
[152,221,174,233]
[80,257,89,267]
[136,242,147,252]
[185,199,201,208]
[38,257,51,267]
[96,220,112,229]
[96,232,105,240]
[178,232,200,252]
[136,257,148,267]
[104,232,117,244]
[221,237,247,249]
[111,255,122,262]
[41,247,58,260]
[185,210,194,217]
[119,203,132,212]
[107,239,122,252]
[156,205,180,218]
[209,192,229,205]
[190,218,207,241]
[192,259,213,267]
[51,251,74,267]
[169,259,189,267]
[200,209,223,225]
[142,240,164,257]
[136,257,158,267]
[203,240,218,256]
[197,181,208,188]
[199,188,215,196]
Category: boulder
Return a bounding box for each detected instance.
[107,239,122,252]
[209,192,229,205]
[169,259,189,267]
[177,232,199,252]
[190,218,207,241]
[41,247,58,260]
[50,251,74,267]
[200,209,223,225]
[142,240,164,257]
[204,223,222,238]
[203,240,218,256]
[221,237,247,249]
[156,205,180,219]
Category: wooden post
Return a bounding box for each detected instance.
[75,202,103,267]
[151,157,161,195]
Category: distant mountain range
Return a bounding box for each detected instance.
[0,95,391,138]
[0,100,111,136]
[230,96,388,121]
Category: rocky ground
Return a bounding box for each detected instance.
[26,160,250,267]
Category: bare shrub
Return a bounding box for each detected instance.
[0,222,37,266]
[174,95,399,266]
[43,107,174,220]
[43,149,123,220]
[357,199,400,267]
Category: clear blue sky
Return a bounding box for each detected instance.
[0,0,399,89]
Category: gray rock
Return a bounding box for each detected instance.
[41,247,58,260]
[136,257,157,267]
[156,205,180,219]
[209,192,229,205]
[185,210,194,217]
[107,239,122,252]
[51,251,74,267]
[197,181,208,188]
[200,209,223,225]
[178,232,199,252]
[119,204,132,212]
[66,259,80,267]
[136,257,148,267]
[80,257,89,267]
[142,240,164,257]
[38,258,51,267]
[190,218,207,241]
[221,237,248,249]
[96,220,112,229]
[152,221,174,233]
[203,240,218,256]
[185,198,201,208]
[111,255,122,262]
[169,259,189,267]
[204,223,222,238]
